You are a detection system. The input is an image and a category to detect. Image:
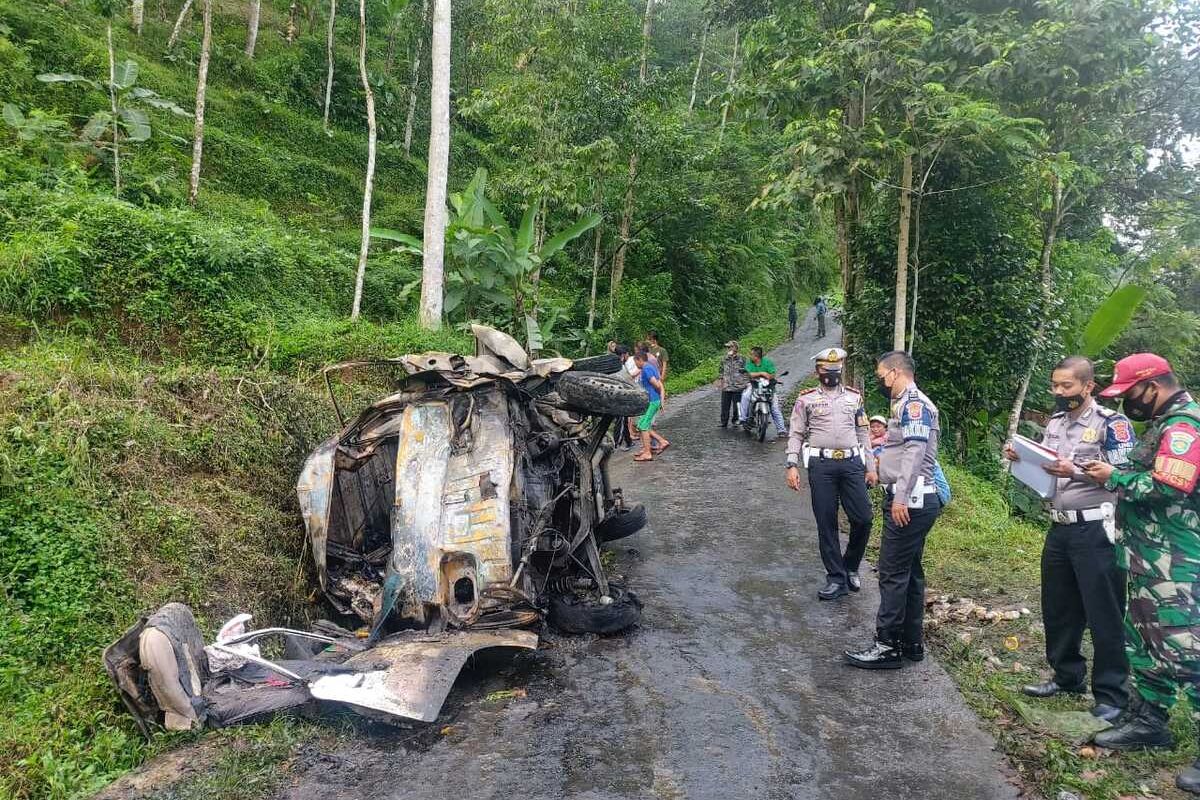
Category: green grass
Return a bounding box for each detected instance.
[923,466,1198,799]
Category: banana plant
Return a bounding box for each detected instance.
[372,168,600,350]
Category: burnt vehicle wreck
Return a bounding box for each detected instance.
[105,326,650,732]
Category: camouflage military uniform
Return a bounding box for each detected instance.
[1106,392,1200,712]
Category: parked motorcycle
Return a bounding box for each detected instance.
[743,370,789,442]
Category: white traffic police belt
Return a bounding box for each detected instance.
[1047,502,1118,544]
[806,446,862,461]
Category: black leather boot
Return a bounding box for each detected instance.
[847,572,861,592]
[818,581,849,601]
[901,641,925,662]
[845,636,902,670]
[1178,758,1200,794]
[1093,703,1173,750]
[1021,679,1086,698]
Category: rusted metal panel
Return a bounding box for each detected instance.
[296,438,337,590]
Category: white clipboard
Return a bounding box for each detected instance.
[1011,434,1058,499]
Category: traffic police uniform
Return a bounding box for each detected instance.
[1025,400,1134,710]
[858,381,943,663]
[786,348,873,597]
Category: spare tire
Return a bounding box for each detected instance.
[569,353,623,375]
[596,504,648,543]
[549,584,643,635]
[555,372,649,417]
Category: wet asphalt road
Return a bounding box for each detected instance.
[279,312,1020,800]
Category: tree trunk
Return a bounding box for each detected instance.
[245,0,261,58]
[287,1,298,42]
[323,0,336,131]
[419,0,451,330]
[167,0,194,50]
[611,0,652,315]
[687,20,707,115]
[587,213,603,332]
[610,153,637,316]
[892,133,913,351]
[1006,172,1065,442]
[386,24,398,73]
[106,23,121,198]
[132,0,144,35]
[403,0,430,157]
[350,0,378,321]
[719,25,738,142]
[906,187,922,354]
[158,0,168,22]
[188,0,213,207]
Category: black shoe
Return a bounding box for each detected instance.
[1177,759,1200,794]
[901,642,925,662]
[1021,680,1086,698]
[818,582,849,601]
[1093,705,1174,750]
[1090,704,1124,724]
[845,639,902,670]
[847,572,861,592]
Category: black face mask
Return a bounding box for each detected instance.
[1123,384,1158,422]
[819,372,841,388]
[1054,393,1085,413]
[876,372,894,402]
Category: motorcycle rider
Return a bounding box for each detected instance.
[739,346,787,438]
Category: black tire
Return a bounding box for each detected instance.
[570,353,623,375]
[757,412,769,442]
[555,372,649,417]
[596,504,647,543]
[549,584,643,635]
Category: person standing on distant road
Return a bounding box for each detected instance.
[719,340,749,428]
[814,296,828,339]
[1003,356,1133,724]
[786,347,875,600]
[788,299,799,340]
[845,350,942,670]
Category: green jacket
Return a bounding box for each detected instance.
[1107,392,1200,582]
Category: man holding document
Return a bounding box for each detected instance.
[1004,356,1135,722]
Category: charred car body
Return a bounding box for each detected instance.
[105,327,650,732]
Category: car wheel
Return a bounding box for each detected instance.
[596,504,648,543]
[569,353,623,375]
[548,583,643,635]
[555,372,649,417]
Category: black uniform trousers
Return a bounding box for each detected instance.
[1041,520,1129,709]
[720,390,743,426]
[807,456,873,586]
[876,494,942,644]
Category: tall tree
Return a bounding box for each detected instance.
[718,24,738,142]
[105,18,122,197]
[187,0,212,206]
[131,0,144,35]
[419,0,451,329]
[286,1,299,42]
[245,0,262,58]
[166,0,193,50]
[323,0,336,132]
[403,0,429,156]
[687,20,708,115]
[610,0,653,315]
[350,0,377,321]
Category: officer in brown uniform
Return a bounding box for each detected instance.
[786,347,876,600]
[1004,356,1134,722]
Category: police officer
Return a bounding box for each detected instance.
[846,350,942,669]
[1003,356,1133,722]
[1083,354,1200,794]
[786,348,875,600]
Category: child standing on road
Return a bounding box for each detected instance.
[633,349,670,462]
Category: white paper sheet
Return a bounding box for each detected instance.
[1011,434,1058,499]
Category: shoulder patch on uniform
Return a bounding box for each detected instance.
[1152,421,1200,494]
[845,386,861,395]
[1108,418,1134,444]
[901,399,932,442]
[800,387,820,396]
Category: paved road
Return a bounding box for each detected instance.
[278,311,1020,800]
